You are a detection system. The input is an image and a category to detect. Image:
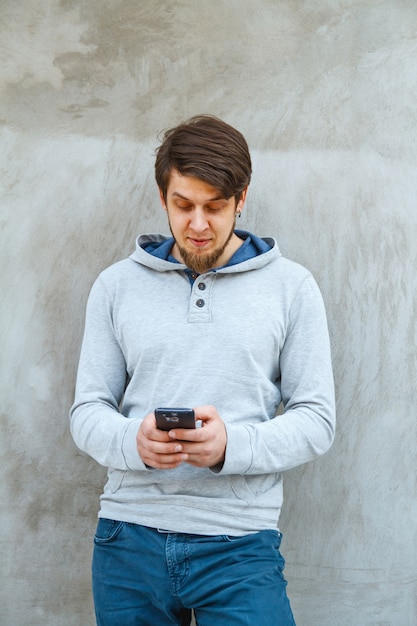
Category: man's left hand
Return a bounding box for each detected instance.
[168,405,226,468]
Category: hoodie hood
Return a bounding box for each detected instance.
[129,230,281,274]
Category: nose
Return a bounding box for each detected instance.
[189,208,209,233]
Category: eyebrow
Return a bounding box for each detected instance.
[171,192,226,202]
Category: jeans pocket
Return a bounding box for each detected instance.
[94,518,126,544]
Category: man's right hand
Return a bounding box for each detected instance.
[136,412,189,469]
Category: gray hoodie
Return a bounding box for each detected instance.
[70,233,335,535]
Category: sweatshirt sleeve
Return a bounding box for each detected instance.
[220,274,336,475]
[69,276,147,471]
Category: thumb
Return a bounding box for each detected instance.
[193,405,218,424]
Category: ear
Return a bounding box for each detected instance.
[159,188,167,209]
[237,186,249,211]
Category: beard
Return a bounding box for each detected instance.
[169,220,236,274]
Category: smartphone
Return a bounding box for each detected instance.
[155,408,195,431]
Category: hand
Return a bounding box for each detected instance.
[136,412,188,470]
[168,405,227,468]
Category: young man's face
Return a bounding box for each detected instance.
[160,170,247,274]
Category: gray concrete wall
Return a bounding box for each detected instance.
[1,1,416,624]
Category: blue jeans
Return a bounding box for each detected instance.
[92,519,296,626]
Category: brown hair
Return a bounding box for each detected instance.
[155,115,252,204]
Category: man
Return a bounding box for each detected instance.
[70,115,335,625]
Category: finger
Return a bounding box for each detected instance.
[144,450,189,469]
[156,453,188,467]
[142,422,172,442]
[141,437,185,457]
[168,428,204,442]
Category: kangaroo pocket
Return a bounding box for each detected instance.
[105,468,126,494]
[102,466,282,514]
[231,472,281,504]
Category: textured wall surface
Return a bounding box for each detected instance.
[1,1,416,624]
